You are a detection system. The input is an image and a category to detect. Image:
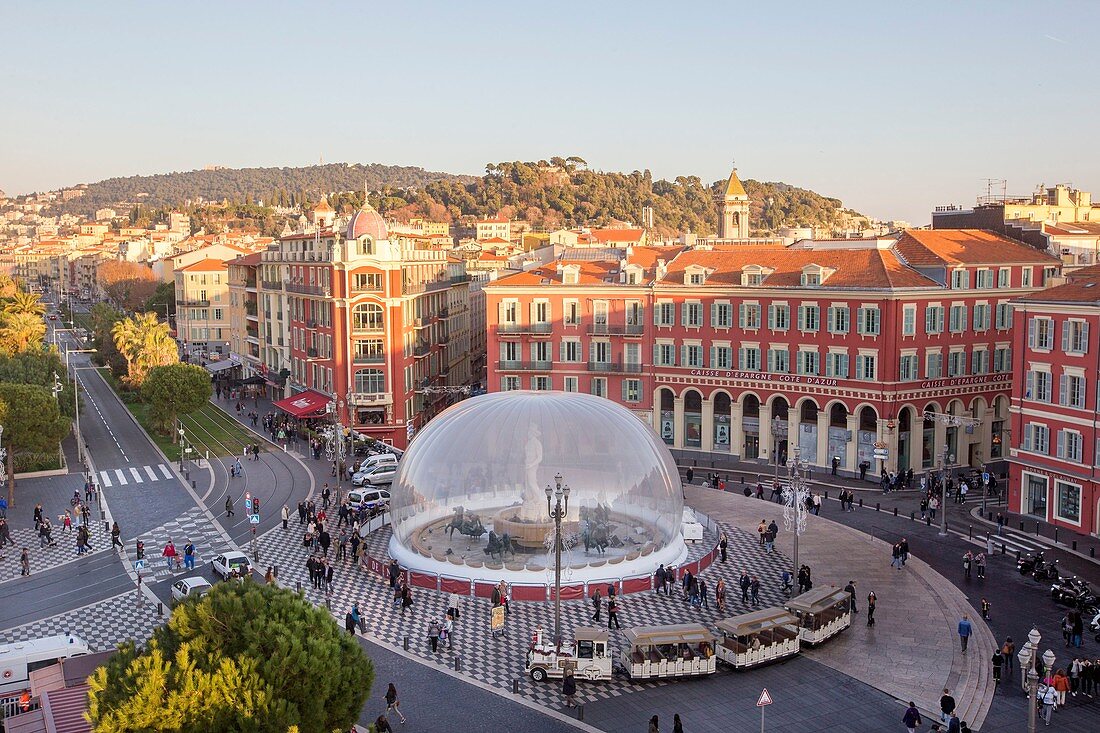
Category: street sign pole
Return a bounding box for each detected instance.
[756,688,772,733]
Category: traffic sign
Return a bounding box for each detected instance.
[134,559,145,570]
[249,514,260,524]
[873,441,887,449]
[757,688,773,707]
[872,448,889,459]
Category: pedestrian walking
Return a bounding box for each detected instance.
[281,504,290,530]
[183,539,195,570]
[562,667,577,707]
[607,594,621,629]
[375,715,393,733]
[975,553,986,579]
[384,683,407,724]
[400,583,413,616]
[1040,683,1057,725]
[685,467,694,484]
[750,576,760,606]
[427,619,442,653]
[591,587,602,623]
[891,542,904,569]
[719,533,728,562]
[980,598,990,621]
[20,547,30,576]
[225,497,234,518]
[739,571,750,604]
[903,701,923,733]
[845,580,857,613]
[958,615,973,654]
[111,522,123,549]
[962,551,972,580]
[991,648,1003,690]
[344,610,357,635]
[1002,637,1015,681]
[939,688,956,723]
[867,591,876,626]
[648,715,659,733]
[162,540,178,571]
[672,713,683,733]
[699,577,709,609]
[715,578,726,613]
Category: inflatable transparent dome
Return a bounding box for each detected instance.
[387,391,687,584]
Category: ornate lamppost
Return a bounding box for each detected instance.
[546,472,570,648]
[781,447,810,588]
[1017,628,1055,733]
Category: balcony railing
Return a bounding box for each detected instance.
[437,307,449,319]
[496,323,553,335]
[414,342,432,357]
[307,347,319,358]
[352,321,384,332]
[586,323,645,336]
[285,282,330,296]
[497,360,553,371]
[260,280,282,290]
[402,278,450,296]
[178,299,210,307]
[586,361,644,373]
[349,392,393,406]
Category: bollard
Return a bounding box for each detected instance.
[968,525,972,540]
[274,565,279,578]
[824,491,829,501]
[1016,550,1021,563]
[875,503,880,512]
[1091,547,1096,558]
[859,498,864,508]
[910,511,915,521]
[1054,528,1058,544]
[926,515,931,526]
[157,602,163,617]
[512,679,519,694]
[192,480,196,489]
[1036,522,1041,536]
[1019,521,1025,531]
[579,704,584,722]
[296,581,302,593]
[104,520,110,533]
[403,636,409,651]
[1000,543,1006,555]
[1073,540,1077,552]
[893,507,898,517]
[454,656,460,671]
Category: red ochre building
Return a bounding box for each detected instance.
[485,229,1060,478]
[1009,264,1100,537]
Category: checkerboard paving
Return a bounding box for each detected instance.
[0,519,109,583]
[258,519,793,710]
[0,590,164,653]
[126,507,233,580]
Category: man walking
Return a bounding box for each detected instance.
[20,547,30,576]
[844,580,857,614]
[739,571,751,604]
[958,615,973,654]
[225,496,234,518]
[183,539,195,570]
[903,701,922,733]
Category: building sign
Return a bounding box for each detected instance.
[660,411,674,442]
[689,370,839,387]
[919,374,1011,389]
[714,414,730,447]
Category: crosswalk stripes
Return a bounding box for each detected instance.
[99,464,175,489]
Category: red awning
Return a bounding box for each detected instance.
[273,390,330,418]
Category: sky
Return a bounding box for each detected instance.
[1,0,1098,225]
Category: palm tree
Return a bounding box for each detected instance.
[0,312,46,354]
[112,312,179,387]
[3,291,45,317]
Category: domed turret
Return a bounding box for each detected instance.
[346,202,388,241]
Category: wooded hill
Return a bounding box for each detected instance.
[51,158,862,237]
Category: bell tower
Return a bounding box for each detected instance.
[717,167,751,239]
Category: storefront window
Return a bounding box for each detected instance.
[1025,474,1047,517]
[1055,481,1081,523]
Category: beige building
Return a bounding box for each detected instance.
[175,258,232,357]
[475,215,511,242]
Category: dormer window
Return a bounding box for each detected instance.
[684,264,711,286]
[741,264,773,286]
[562,264,580,285]
[623,264,643,285]
[802,272,820,286]
[800,263,833,287]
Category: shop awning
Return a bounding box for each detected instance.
[273,390,330,418]
[204,359,240,374]
[233,375,266,386]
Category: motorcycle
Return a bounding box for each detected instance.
[1018,551,1043,575]
[1032,558,1060,582]
[1091,611,1100,642]
[1051,576,1094,605]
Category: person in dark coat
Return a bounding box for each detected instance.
[344,611,356,634]
[562,668,577,707]
[591,587,602,622]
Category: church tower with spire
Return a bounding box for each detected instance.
[717,168,751,239]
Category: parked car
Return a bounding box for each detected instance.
[352,464,397,486]
[347,487,391,514]
[210,551,252,580]
[171,576,213,601]
[356,453,398,472]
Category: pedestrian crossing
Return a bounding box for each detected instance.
[98,464,175,488]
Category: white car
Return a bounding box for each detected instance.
[352,464,397,486]
[210,551,252,580]
[347,488,390,513]
[171,576,212,601]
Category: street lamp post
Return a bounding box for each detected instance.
[1017,628,1055,733]
[545,472,570,648]
[0,424,7,509]
[772,415,781,492]
[177,424,186,472]
[939,444,952,537]
[65,346,96,464]
[782,448,810,586]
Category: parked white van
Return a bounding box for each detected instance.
[358,453,398,471]
[0,635,91,695]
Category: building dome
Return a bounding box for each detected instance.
[346,203,388,241]
[388,391,686,584]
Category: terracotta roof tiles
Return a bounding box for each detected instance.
[894,229,1058,266]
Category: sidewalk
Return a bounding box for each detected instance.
[969,504,1100,566]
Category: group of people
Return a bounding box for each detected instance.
[159,539,197,571]
[961,551,987,580]
[756,519,779,553]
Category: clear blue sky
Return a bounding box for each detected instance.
[2,0,1097,225]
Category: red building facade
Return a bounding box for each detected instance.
[485,230,1059,476]
[1009,265,1100,537]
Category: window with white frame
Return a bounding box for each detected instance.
[769,304,790,331]
[1029,317,1054,349]
[857,307,881,335]
[739,346,761,371]
[972,303,990,331]
[532,341,552,364]
[995,303,1013,330]
[563,376,578,392]
[590,377,606,398]
[712,302,733,328]
[827,306,850,334]
[588,340,610,365]
[682,301,703,328]
[622,379,642,403]
[655,302,675,326]
[682,344,704,367]
[532,376,552,391]
[501,376,521,391]
[902,304,916,336]
[1027,369,1052,401]
[624,343,641,367]
[900,354,919,381]
[767,348,789,373]
[825,351,849,378]
[1057,429,1083,462]
[625,300,643,327]
[925,351,943,378]
[1063,320,1089,354]
[798,304,820,332]
[1022,423,1049,454]
[949,304,968,333]
[971,349,989,375]
[951,269,970,289]
[947,350,967,377]
[1022,267,1033,287]
[591,300,607,326]
[856,353,877,380]
[993,347,1012,372]
[740,303,762,329]
[976,269,994,288]
[712,345,733,369]
[997,267,1010,288]
[532,300,551,325]
[654,342,676,366]
[564,300,579,326]
[925,305,944,334]
[1055,481,1081,523]
[1060,373,1086,408]
[561,339,581,362]
[500,341,519,362]
[797,349,819,375]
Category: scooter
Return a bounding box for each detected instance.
[1033,558,1060,582]
[1018,551,1043,575]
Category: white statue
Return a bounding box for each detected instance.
[519,423,545,520]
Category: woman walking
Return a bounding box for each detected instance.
[384,683,407,724]
[562,667,577,707]
[866,591,877,627]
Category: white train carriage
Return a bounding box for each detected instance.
[785,586,852,646]
[620,624,716,680]
[715,608,801,669]
[526,626,613,682]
